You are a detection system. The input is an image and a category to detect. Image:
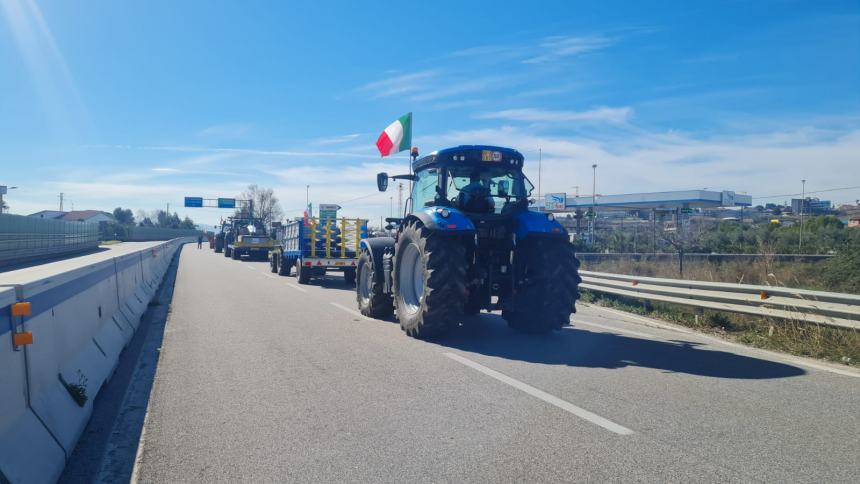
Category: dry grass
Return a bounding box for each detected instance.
[582,257,834,291]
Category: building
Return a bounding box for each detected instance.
[28,210,113,224]
[791,198,832,215]
[28,210,66,220]
[61,210,113,224]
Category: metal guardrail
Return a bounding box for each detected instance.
[579,270,860,331]
[577,253,833,263]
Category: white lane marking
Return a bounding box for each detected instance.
[586,305,860,379]
[443,352,634,435]
[246,265,257,271]
[571,320,656,340]
[329,302,369,320]
[285,283,308,293]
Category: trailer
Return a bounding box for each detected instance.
[269,217,368,284]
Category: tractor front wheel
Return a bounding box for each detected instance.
[393,221,467,338]
[503,239,581,333]
[356,250,393,318]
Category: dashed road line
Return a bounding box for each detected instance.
[329,302,369,320]
[285,283,308,293]
[443,352,635,435]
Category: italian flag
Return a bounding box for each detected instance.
[375,112,412,157]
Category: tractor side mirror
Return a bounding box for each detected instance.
[377,172,389,192]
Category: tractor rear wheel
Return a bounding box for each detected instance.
[503,239,581,333]
[356,250,393,318]
[393,221,467,338]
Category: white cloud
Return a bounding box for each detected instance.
[524,35,614,64]
[311,133,363,145]
[476,107,633,124]
[358,70,438,98]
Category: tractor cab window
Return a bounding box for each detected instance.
[446,165,533,214]
[411,168,440,210]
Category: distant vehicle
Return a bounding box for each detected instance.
[269,216,367,284]
[223,216,274,260]
[359,145,581,338]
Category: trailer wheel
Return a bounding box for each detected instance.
[231,249,239,260]
[224,247,231,258]
[357,250,393,318]
[296,259,311,284]
[343,267,356,286]
[270,256,278,273]
[278,256,290,276]
[503,239,581,333]
[393,220,467,338]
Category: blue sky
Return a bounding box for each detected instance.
[1,0,859,225]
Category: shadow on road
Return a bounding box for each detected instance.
[434,313,805,380]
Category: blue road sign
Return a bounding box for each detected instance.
[184,197,203,208]
[217,198,236,209]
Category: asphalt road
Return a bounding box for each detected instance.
[122,245,859,482]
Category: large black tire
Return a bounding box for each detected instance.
[296,259,311,284]
[343,267,356,285]
[503,239,581,333]
[278,256,291,276]
[270,255,278,273]
[393,221,467,338]
[224,247,231,258]
[231,249,239,260]
[356,250,393,318]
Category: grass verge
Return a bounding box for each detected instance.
[580,290,859,368]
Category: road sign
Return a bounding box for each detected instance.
[545,193,566,211]
[681,207,693,214]
[217,198,236,209]
[184,197,203,208]
[319,203,340,219]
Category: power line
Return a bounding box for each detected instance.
[752,185,860,200]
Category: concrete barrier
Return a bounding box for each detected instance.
[0,238,194,483]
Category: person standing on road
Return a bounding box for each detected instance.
[197,234,203,249]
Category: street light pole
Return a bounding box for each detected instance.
[591,164,597,247]
[799,179,806,250]
[0,186,18,215]
[306,185,309,208]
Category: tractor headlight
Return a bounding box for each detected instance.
[546,213,555,221]
[437,208,450,218]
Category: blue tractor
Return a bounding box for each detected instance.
[356,145,581,338]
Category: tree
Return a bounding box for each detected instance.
[240,184,283,227]
[0,199,7,213]
[112,207,135,225]
[179,216,196,229]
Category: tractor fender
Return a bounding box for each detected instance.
[514,210,567,243]
[409,207,475,233]
[360,237,395,275]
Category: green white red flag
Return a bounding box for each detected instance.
[376,112,412,157]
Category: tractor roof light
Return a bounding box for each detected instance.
[437,208,450,218]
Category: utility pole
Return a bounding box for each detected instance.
[799,179,806,250]
[590,163,597,247]
[537,148,542,201]
[166,203,170,214]
[398,183,403,217]
[306,185,309,208]
[59,192,64,211]
[389,196,393,218]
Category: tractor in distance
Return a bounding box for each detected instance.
[356,145,581,338]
